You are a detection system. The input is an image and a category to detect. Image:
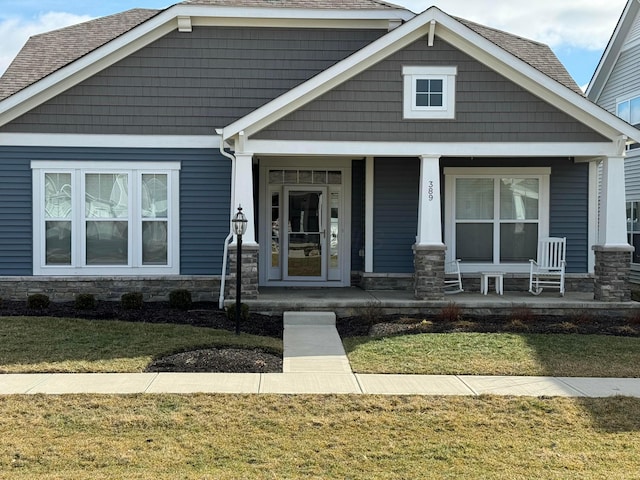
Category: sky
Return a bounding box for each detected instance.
[0,0,630,90]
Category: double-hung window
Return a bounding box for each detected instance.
[402,66,457,119]
[32,161,180,275]
[444,168,550,271]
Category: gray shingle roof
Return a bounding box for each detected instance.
[456,17,583,95]
[0,9,160,100]
[0,2,581,102]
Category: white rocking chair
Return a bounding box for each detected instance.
[529,237,566,296]
[444,259,464,294]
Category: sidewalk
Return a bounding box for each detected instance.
[2,311,639,397]
[2,372,640,396]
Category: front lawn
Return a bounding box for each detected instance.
[1,394,638,479]
[344,333,640,377]
[0,317,281,373]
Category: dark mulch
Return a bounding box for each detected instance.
[0,300,282,338]
[3,300,639,373]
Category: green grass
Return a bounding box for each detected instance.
[0,394,638,479]
[0,317,281,373]
[344,333,640,377]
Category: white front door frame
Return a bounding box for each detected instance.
[258,157,353,287]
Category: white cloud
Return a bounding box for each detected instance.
[398,0,627,50]
[0,12,92,75]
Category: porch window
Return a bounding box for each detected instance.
[32,161,180,275]
[626,201,640,264]
[402,66,457,119]
[444,168,550,270]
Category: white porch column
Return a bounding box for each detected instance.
[416,154,444,246]
[598,155,628,246]
[233,152,257,245]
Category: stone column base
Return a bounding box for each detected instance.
[413,244,446,300]
[227,244,259,300]
[592,245,634,302]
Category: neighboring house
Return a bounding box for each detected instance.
[0,0,638,304]
[587,0,640,283]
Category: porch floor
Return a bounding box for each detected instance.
[244,287,639,318]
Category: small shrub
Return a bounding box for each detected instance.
[226,303,249,322]
[169,289,192,310]
[509,305,535,323]
[75,293,97,310]
[506,319,530,332]
[569,310,595,325]
[627,310,640,326]
[354,301,382,325]
[437,301,462,322]
[27,293,50,310]
[121,292,144,310]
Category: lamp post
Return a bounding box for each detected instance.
[231,205,248,335]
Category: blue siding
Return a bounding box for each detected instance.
[0,147,231,276]
[373,158,419,273]
[442,157,588,273]
[549,161,588,273]
[0,148,33,275]
[351,159,365,272]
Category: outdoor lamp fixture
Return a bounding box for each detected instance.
[231,205,248,335]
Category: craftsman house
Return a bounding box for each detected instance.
[587,0,640,284]
[0,0,637,304]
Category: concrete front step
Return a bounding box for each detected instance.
[283,311,352,374]
[283,311,336,326]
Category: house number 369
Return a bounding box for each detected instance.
[427,181,434,201]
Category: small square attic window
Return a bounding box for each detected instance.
[403,66,457,119]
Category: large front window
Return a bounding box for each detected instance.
[33,162,179,275]
[445,168,550,270]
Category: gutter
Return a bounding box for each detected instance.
[216,128,236,310]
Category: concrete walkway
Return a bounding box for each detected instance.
[2,372,640,396]
[1,310,639,397]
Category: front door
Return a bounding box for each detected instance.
[283,187,327,281]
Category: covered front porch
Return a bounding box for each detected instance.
[241,286,639,318]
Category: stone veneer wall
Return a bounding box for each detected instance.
[0,276,221,302]
[593,246,634,302]
[413,244,446,300]
[226,244,259,299]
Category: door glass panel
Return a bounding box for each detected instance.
[271,192,280,268]
[288,191,322,277]
[330,192,339,269]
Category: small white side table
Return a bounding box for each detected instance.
[480,272,504,295]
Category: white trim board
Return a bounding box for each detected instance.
[0,133,221,149]
[246,139,624,158]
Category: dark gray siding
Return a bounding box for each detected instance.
[0,148,33,275]
[1,27,385,134]
[373,157,419,273]
[0,147,230,276]
[442,157,588,273]
[255,37,607,143]
[351,159,365,272]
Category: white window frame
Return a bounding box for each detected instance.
[444,167,550,273]
[402,66,457,119]
[32,161,180,276]
[616,91,640,125]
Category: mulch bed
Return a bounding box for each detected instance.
[3,300,638,373]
